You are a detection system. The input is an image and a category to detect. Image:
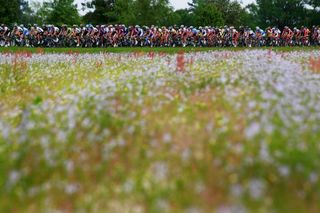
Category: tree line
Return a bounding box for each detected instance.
[0,0,319,28]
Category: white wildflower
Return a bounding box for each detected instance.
[162,133,172,143]
[247,179,265,200]
[245,122,261,139]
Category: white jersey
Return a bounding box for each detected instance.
[36,27,44,33]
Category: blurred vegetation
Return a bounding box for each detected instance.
[0,46,319,54]
[247,0,320,28]
[1,49,320,212]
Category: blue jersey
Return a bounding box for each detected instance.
[256,29,265,37]
[23,27,29,36]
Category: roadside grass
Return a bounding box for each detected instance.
[0,46,319,54]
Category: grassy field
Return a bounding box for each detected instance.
[0,46,319,54]
[1,49,320,212]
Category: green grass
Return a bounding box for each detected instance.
[0,46,318,54]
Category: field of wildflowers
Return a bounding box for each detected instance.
[1,49,320,212]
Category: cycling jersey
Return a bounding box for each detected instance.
[303,28,310,37]
[137,28,144,37]
[22,27,29,36]
[36,27,44,33]
[54,27,59,33]
[256,29,265,37]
